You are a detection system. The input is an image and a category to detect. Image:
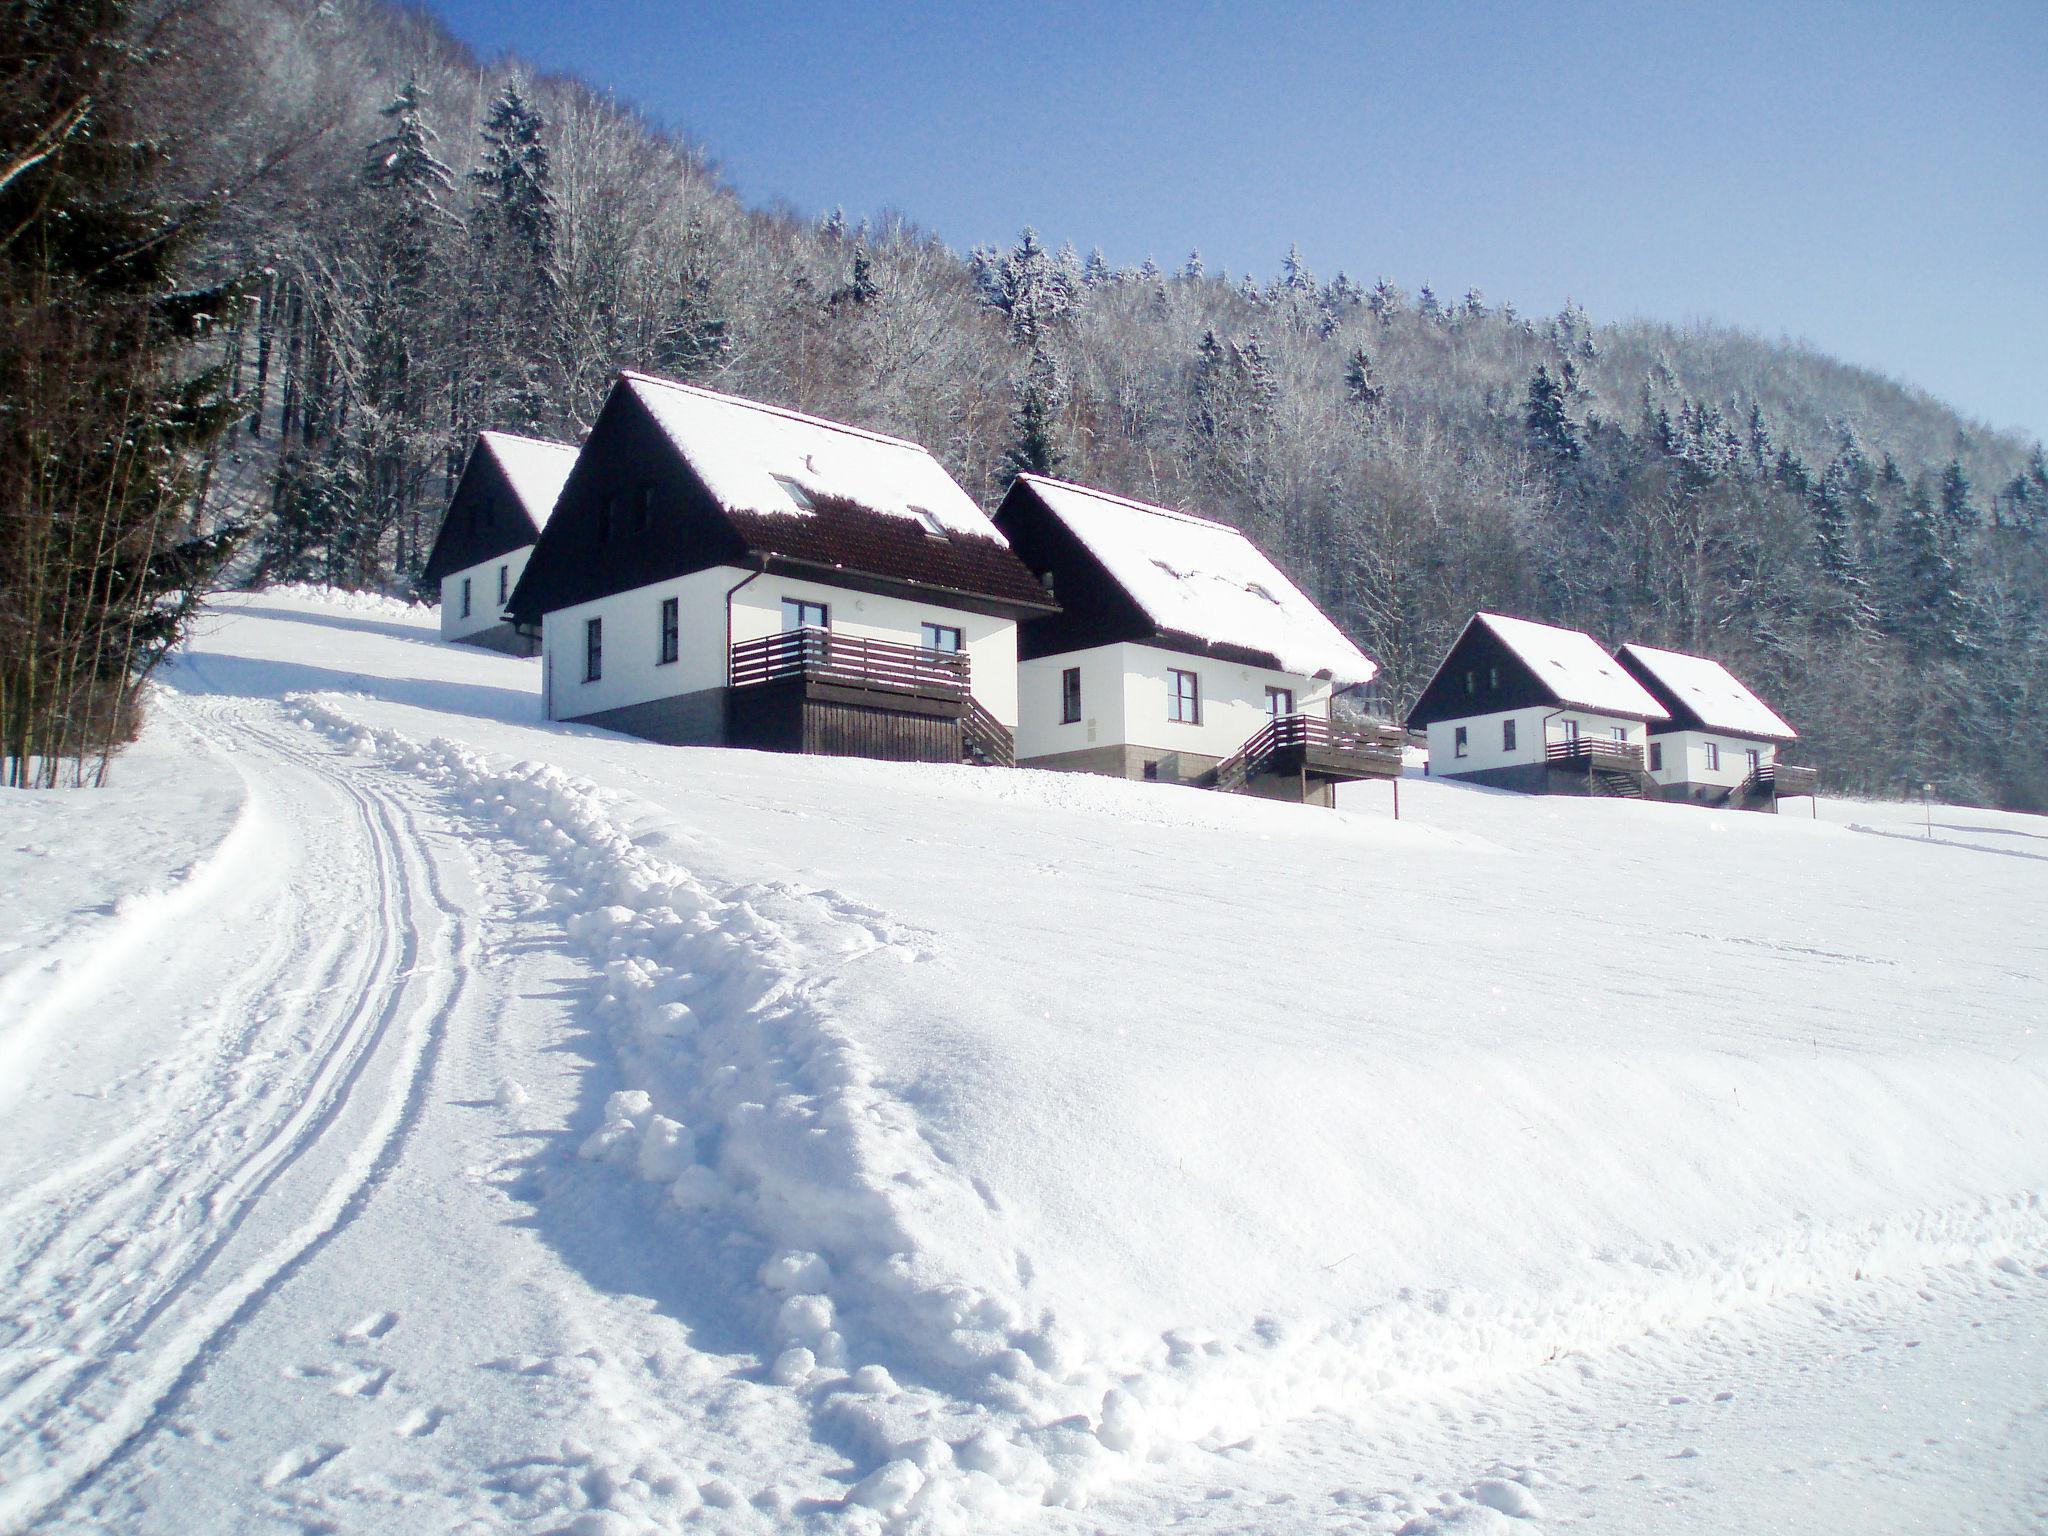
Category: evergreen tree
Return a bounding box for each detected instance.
[1343,348,1385,415]
[1,0,247,784]
[1368,277,1404,327]
[1416,283,1443,323]
[1082,246,1112,288]
[1524,366,1581,462]
[1004,349,1062,477]
[1181,249,1205,282]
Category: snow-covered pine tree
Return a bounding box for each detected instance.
[1524,365,1581,462]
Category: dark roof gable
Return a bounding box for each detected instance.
[421,435,569,584]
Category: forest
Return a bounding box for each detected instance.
[8,0,2047,805]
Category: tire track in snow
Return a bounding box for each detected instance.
[0,691,479,1533]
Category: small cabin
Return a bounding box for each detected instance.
[505,373,1055,766]
[1612,643,1816,810]
[1406,612,1669,797]
[991,475,1397,806]
[421,431,577,654]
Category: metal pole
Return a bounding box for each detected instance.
[1392,774,1401,821]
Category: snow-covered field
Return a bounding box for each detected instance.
[2,588,2044,1535]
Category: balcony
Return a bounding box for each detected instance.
[1545,736,1646,770]
[725,627,1008,766]
[1212,713,1405,795]
[1744,761,1819,800]
[729,627,970,701]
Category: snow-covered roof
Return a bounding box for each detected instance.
[1615,643,1796,740]
[621,372,998,540]
[1476,613,1668,719]
[1015,475,1377,685]
[479,431,576,531]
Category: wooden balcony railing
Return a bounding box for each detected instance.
[1745,761,1819,799]
[728,627,970,699]
[962,696,1016,767]
[1546,736,1646,770]
[1214,713,1404,791]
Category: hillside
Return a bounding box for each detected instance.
[115,0,2044,811]
[2,589,2043,1534]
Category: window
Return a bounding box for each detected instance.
[1649,741,1664,772]
[920,623,963,653]
[658,597,679,665]
[1464,669,1476,695]
[1559,717,1581,743]
[1142,760,1159,781]
[1703,742,1721,771]
[497,564,509,606]
[584,616,603,682]
[1746,748,1761,775]
[1266,686,1294,719]
[910,505,950,541]
[770,474,814,512]
[781,598,828,632]
[1168,668,1201,724]
[638,486,655,532]
[1454,725,1469,758]
[1611,725,1627,742]
[1502,718,1518,752]
[1061,666,1081,724]
[460,577,472,618]
[1488,666,1499,689]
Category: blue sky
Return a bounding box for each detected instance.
[430,0,2047,442]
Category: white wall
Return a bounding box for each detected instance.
[439,547,532,643]
[542,565,740,721]
[542,566,1019,728]
[1649,729,1776,788]
[1017,642,1333,764]
[1016,644,1129,761]
[1427,708,1651,778]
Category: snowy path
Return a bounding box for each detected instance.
[0,681,484,1525]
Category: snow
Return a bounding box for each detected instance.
[480,430,578,531]
[2,584,2044,1535]
[622,372,999,537]
[1473,611,1669,719]
[1019,474,1377,685]
[1616,642,1798,740]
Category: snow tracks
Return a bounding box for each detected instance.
[0,692,475,1532]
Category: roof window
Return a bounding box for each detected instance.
[909,504,950,541]
[770,474,814,512]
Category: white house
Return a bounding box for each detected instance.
[1612,642,1815,809]
[504,372,1054,764]
[989,474,1395,805]
[421,430,577,653]
[1406,612,1669,797]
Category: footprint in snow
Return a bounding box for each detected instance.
[341,1310,398,1343]
[394,1406,449,1438]
[333,1364,392,1399]
[260,1442,346,1488]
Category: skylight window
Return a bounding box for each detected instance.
[909,504,950,540]
[770,474,814,512]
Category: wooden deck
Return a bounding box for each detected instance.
[1211,714,1405,798]
[725,629,1011,765]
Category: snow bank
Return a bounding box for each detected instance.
[249,582,432,617]
[292,688,2048,1531]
